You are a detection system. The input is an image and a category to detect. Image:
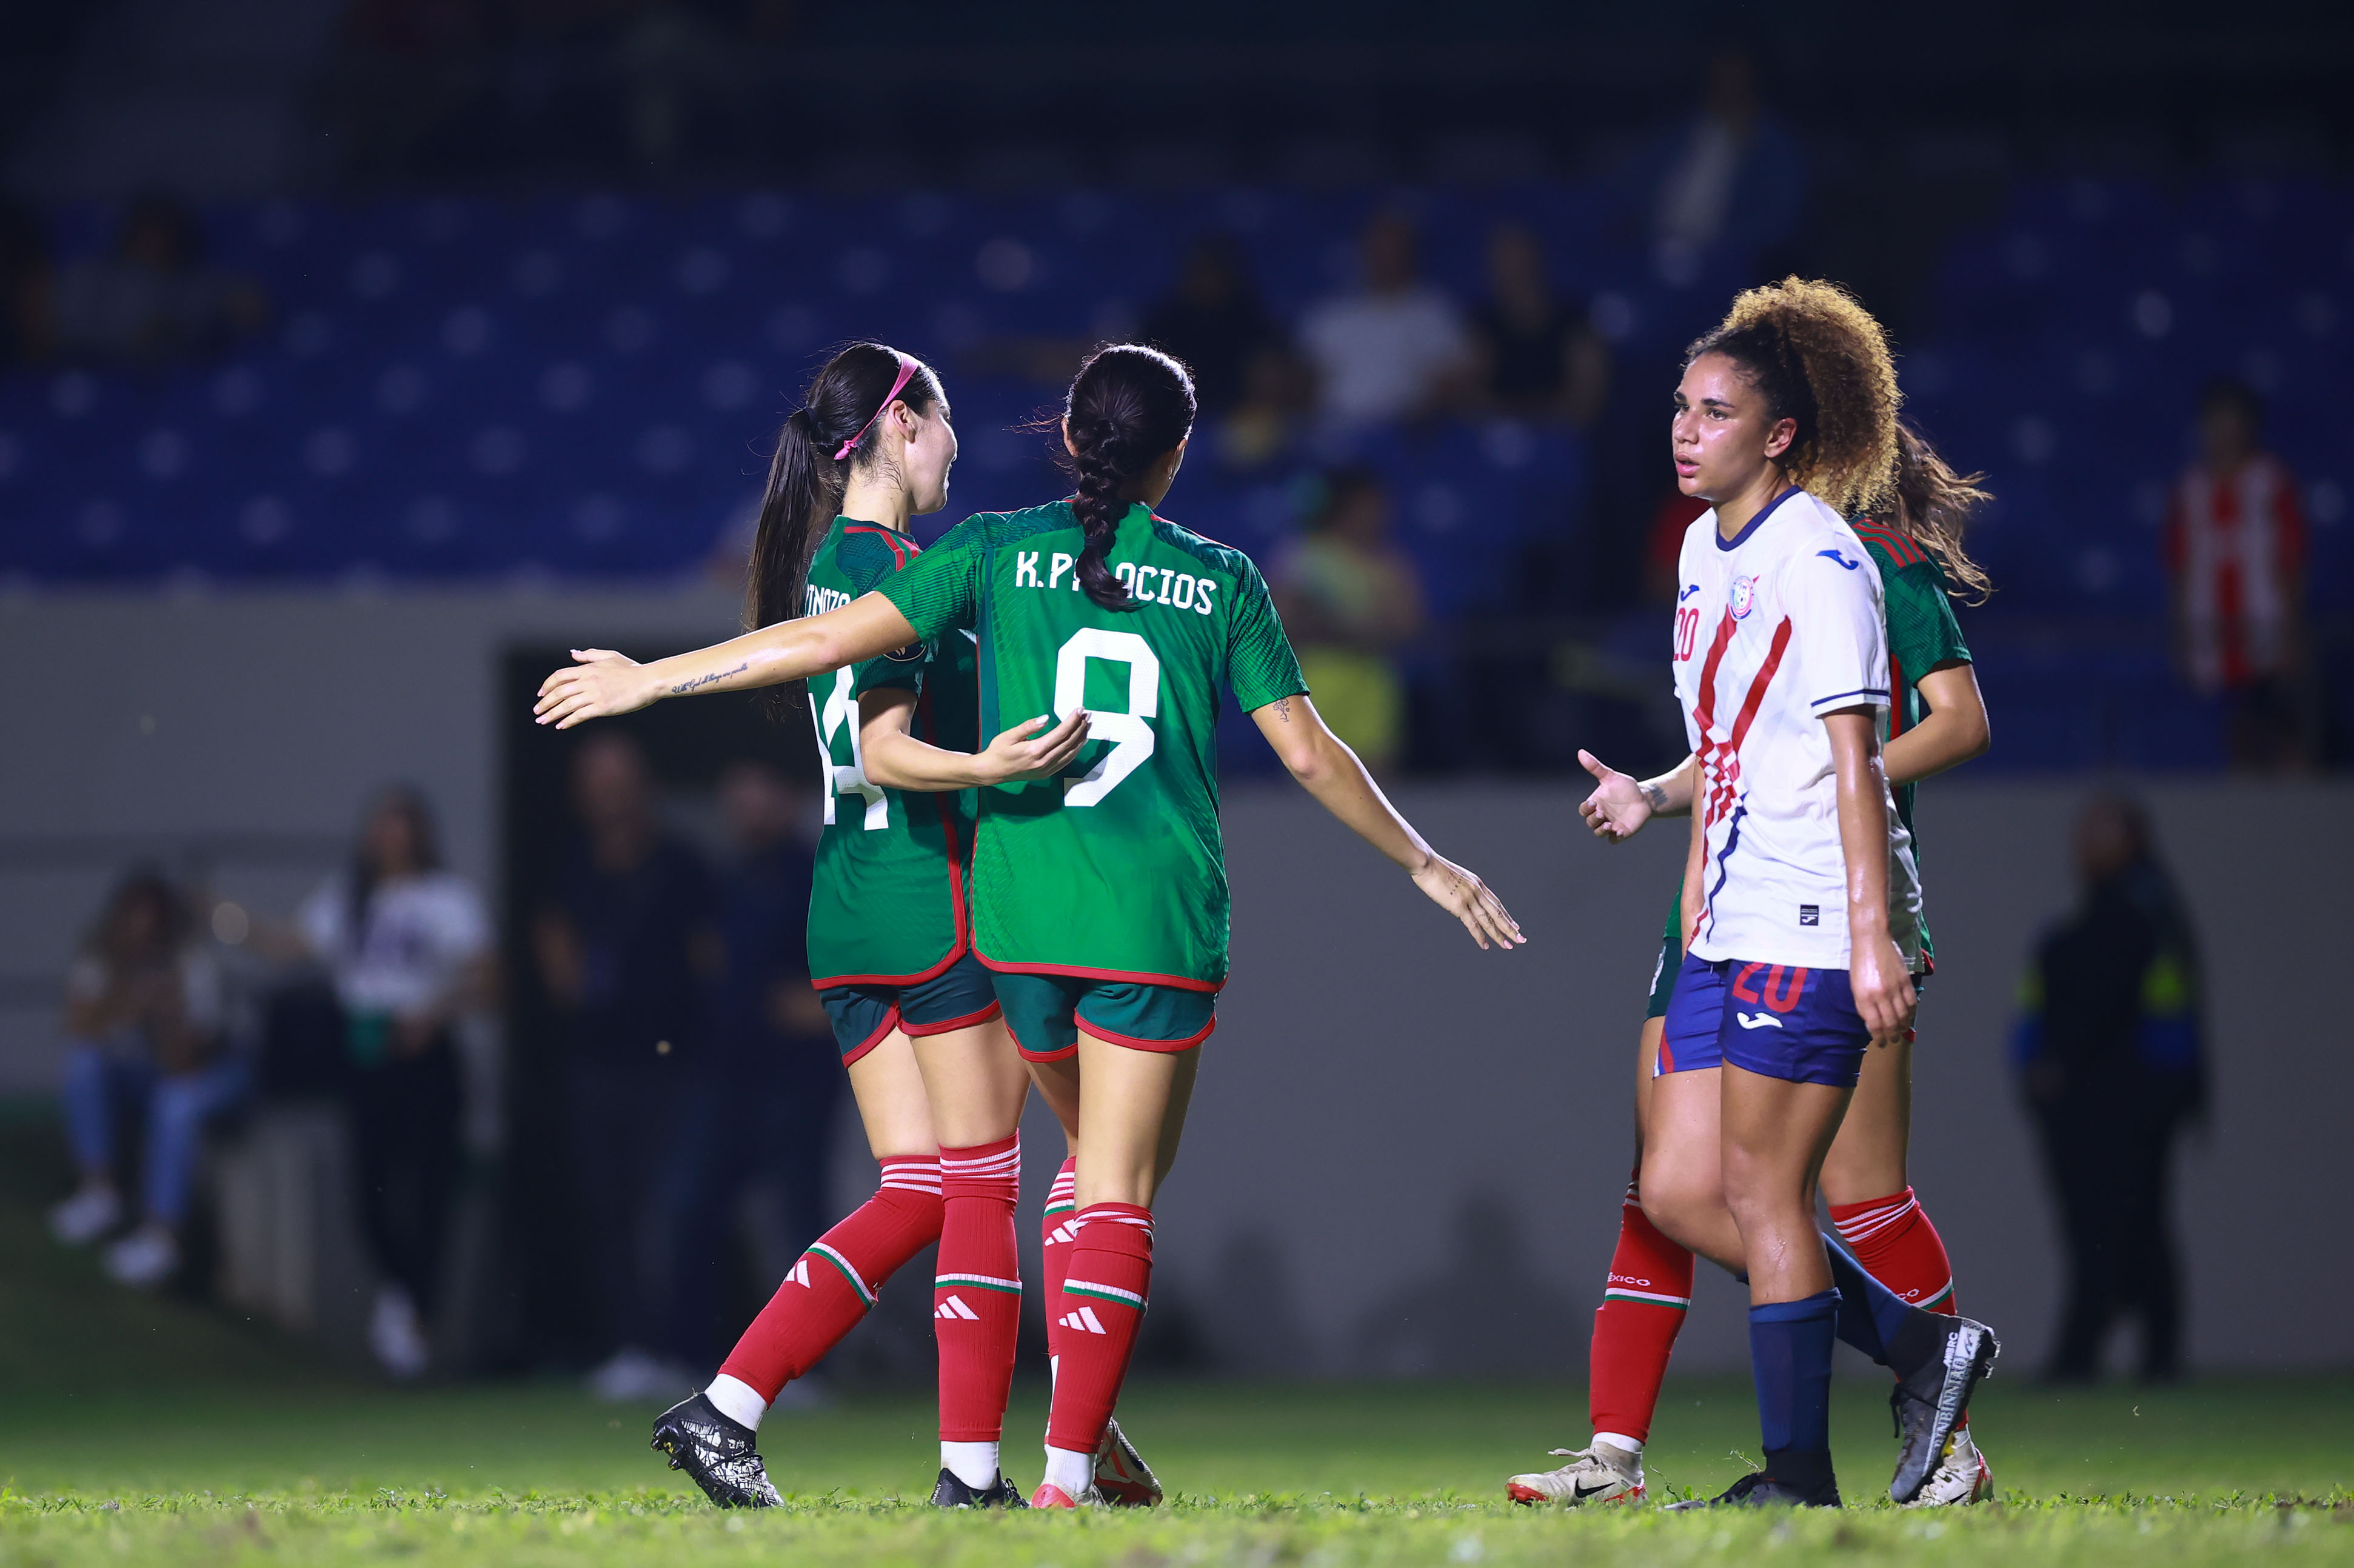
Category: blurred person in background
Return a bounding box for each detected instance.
[1298,209,1471,427]
[1141,233,1277,416]
[2013,793,2206,1384]
[285,787,491,1380]
[1620,48,1805,281]
[48,872,248,1288]
[1272,468,1426,775]
[1467,222,1610,429]
[658,760,840,1376]
[48,194,268,365]
[534,730,718,1400]
[2164,377,2313,771]
[1213,344,1315,472]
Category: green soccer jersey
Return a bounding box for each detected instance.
[877,501,1308,989]
[803,516,981,987]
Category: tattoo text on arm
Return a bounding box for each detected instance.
[1640,781,1669,813]
[671,661,747,696]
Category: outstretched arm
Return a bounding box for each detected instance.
[1250,694,1524,951]
[533,593,921,730]
[857,689,1095,791]
[1577,751,1696,842]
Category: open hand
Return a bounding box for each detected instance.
[977,710,1093,784]
[1412,855,1526,951]
[1577,750,1653,842]
[535,650,657,730]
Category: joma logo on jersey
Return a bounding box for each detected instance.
[1014,551,1219,616]
[804,585,851,616]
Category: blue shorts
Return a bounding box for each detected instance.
[1654,952,1873,1089]
[818,949,1001,1066]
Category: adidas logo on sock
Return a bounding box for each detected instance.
[1045,1224,1075,1246]
[1057,1305,1108,1335]
[786,1259,812,1289]
[935,1295,981,1322]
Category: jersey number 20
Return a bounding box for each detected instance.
[1053,629,1159,808]
[811,668,889,829]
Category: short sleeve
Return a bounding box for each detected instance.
[876,517,986,643]
[1225,555,1309,712]
[1883,556,1970,682]
[1785,543,1888,716]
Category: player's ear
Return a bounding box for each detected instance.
[1062,417,1078,459]
[1762,416,1797,462]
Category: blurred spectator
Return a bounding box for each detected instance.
[1298,209,1471,426]
[1272,469,1426,773]
[658,761,839,1370]
[48,195,269,365]
[0,197,52,365]
[1467,222,1610,427]
[2164,378,2314,770]
[533,732,718,1398]
[1142,233,1278,415]
[1621,48,1805,278]
[1214,344,1315,472]
[287,788,492,1380]
[2013,793,2206,1383]
[48,872,249,1289]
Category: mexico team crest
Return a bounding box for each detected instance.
[1730,575,1757,619]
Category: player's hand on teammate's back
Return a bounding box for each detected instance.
[1413,855,1526,950]
[1577,750,1652,842]
[535,649,658,729]
[1850,935,1918,1047]
[976,710,1092,784]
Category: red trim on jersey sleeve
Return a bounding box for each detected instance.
[1076,1015,1218,1053]
[974,953,1226,993]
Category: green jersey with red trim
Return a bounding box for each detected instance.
[877,500,1308,989]
[803,515,980,987]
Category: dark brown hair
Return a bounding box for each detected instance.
[1888,420,1994,604]
[1058,344,1197,612]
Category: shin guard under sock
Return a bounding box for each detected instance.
[1041,1157,1078,1383]
[935,1135,1023,1444]
[1831,1186,1958,1314]
[718,1155,942,1403]
[1044,1202,1152,1456]
[1749,1290,1838,1487]
[1590,1169,1694,1446]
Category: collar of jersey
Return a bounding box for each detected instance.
[1714,485,1802,552]
[835,514,909,539]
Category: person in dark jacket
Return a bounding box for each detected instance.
[2013,793,2207,1382]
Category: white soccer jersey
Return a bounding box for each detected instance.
[1672,487,1922,971]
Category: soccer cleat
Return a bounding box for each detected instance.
[1092,1416,1163,1507]
[929,1468,1029,1509]
[1506,1443,1645,1506]
[1888,1317,1999,1504]
[1664,1469,1841,1510]
[650,1392,783,1508]
[1028,1481,1097,1509]
[1902,1428,1992,1507]
[100,1223,179,1287]
[48,1184,122,1246]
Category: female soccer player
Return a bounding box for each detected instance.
[540,343,1523,1509]
[643,342,1097,1510]
[1511,422,1997,1509]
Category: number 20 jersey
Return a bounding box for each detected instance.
[878,501,1308,990]
[802,515,980,988]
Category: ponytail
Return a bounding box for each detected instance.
[743,342,940,714]
[1888,420,1994,604]
[1058,344,1197,612]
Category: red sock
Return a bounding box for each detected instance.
[935,1135,1023,1443]
[1044,1202,1151,1454]
[1040,1157,1078,1381]
[1829,1187,1958,1315]
[717,1155,941,1400]
[1590,1169,1694,1445]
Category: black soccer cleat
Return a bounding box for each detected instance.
[1664,1469,1842,1510]
[929,1467,1030,1509]
[650,1391,784,1508]
[1888,1316,1999,1504]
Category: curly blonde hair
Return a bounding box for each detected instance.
[1685,276,1901,521]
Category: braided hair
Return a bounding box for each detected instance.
[1058,344,1197,612]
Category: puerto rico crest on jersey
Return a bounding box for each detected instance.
[803,515,980,987]
[1673,487,1922,971]
[878,500,1308,988]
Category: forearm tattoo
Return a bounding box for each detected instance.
[671,661,747,696]
[1639,781,1669,813]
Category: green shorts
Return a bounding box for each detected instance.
[1646,891,1682,1020]
[990,970,1217,1063]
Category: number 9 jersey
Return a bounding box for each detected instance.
[877,500,1308,992]
[803,515,982,989]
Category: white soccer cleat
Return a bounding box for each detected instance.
[48,1184,122,1246]
[100,1223,179,1288]
[1903,1428,1992,1507]
[1506,1442,1645,1506]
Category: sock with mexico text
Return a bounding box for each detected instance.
[1040,1157,1078,1386]
[710,1155,941,1429]
[1831,1186,1967,1427]
[935,1133,1024,1483]
[1043,1202,1152,1465]
[1588,1167,1693,1455]
[1749,1289,1839,1494]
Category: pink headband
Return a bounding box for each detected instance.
[835,353,920,461]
